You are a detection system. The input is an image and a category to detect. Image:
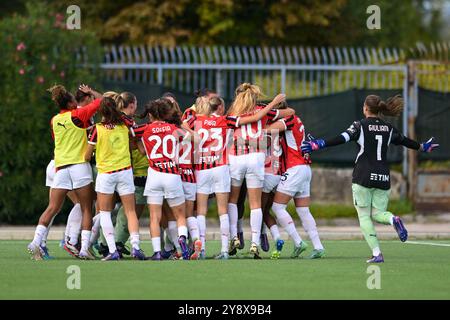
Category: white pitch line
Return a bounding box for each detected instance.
[405,241,450,247]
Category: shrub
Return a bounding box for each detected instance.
[0,2,101,223]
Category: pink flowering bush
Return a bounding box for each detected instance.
[0,2,101,223]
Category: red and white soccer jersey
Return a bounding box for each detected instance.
[276,115,312,199]
[229,106,280,156]
[262,131,287,193]
[186,114,238,194]
[140,121,185,174]
[188,114,239,170]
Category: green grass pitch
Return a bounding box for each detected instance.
[1,240,449,299]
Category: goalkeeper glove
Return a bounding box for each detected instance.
[420,137,439,153]
[301,134,326,154]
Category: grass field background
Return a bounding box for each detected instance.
[1,240,449,300]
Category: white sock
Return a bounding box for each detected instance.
[269,224,281,241]
[373,247,381,256]
[41,216,55,247]
[250,208,263,246]
[296,207,323,250]
[237,217,243,233]
[152,237,161,253]
[163,228,174,251]
[197,215,206,251]
[67,203,82,245]
[80,230,91,253]
[228,203,238,238]
[130,232,140,250]
[31,225,47,247]
[89,214,101,246]
[178,225,188,238]
[168,221,181,250]
[99,211,116,253]
[186,216,200,241]
[272,202,302,246]
[219,214,230,253]
[389,216,394,225]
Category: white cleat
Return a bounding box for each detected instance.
[27,243,43,261]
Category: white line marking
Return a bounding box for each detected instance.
[405,241,450,247]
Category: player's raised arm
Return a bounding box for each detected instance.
[238,93,286,125]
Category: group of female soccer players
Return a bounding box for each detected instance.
[27,82,439,263]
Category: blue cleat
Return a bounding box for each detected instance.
[199,249,206,260]
[393,216,408,242]
[276,239,284,252]
[367,254,384,263]
[40,245,55,260]
[161,248,175,259]
[260,233,270,252]
[131,248,147,260]
[178,235,190,260]
[148,251,162,261]
[101,250,120,261]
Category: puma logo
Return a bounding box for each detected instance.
[57,122,67,129]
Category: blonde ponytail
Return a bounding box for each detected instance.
[227,83,262,116]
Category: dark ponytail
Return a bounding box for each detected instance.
[365,94,404,117]
[139,98,181,126]
[100,97,124,125]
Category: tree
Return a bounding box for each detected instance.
[0,2,102,223]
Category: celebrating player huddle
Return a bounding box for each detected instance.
[27,83,439,263]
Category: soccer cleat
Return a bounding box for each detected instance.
[116,242,131,256]
[190,239,202,260]
[276,239,285,252]
[367,254,384,263]
[270,239,285,260]
[131,248,147,260]
[79,250,96,260]
[250,242,262,260]
[291,241,308,258]
[393,216,408,242]
[308,249,325,259]
[96,243,109,258]
[40,245,54,260]
[161,248,175,260]
[63,241,80,258]
[101,251,121,261]
[215,252,229,260]
[27,243,43,261]
[228,236,241,256]
[199,249,206,260]
[237,231,245,249]
[260,233,270,252]
[178,235,190,260]
[148,251,162,261]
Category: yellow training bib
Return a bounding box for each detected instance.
[95,124,131,173]
[53,112,87,168]
[131,148,148,177]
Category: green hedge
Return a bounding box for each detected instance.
[0,3,101,224]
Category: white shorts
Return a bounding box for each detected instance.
[276,165,311,198]
[195,165,231,194]
[52,162,93,190]
[262,174,281,194]
[144,168,185,206]
[229,153,265,188]
[46,160,55,187]
[95,168,135,196]
[183,182,196,201]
